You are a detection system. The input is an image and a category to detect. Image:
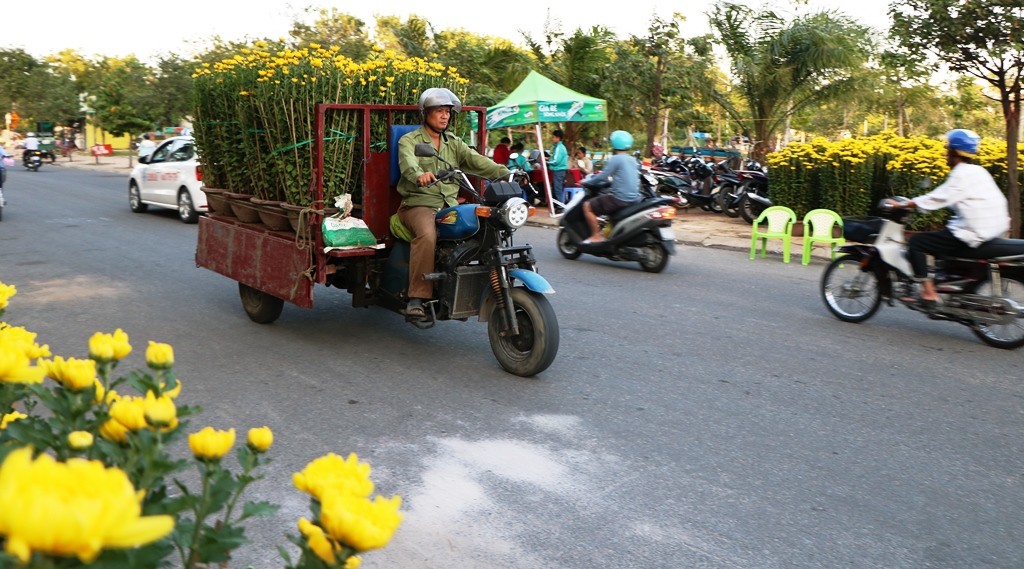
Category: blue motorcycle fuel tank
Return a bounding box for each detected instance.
[435,204,480,240]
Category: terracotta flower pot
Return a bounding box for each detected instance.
[225,192,262,224]
[250,198,293,232]
[201,187,234,217]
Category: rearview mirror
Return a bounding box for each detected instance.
[414,143,437,158]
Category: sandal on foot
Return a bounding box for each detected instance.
[405,299,426,319]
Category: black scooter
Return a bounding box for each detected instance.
[556,177,678,273]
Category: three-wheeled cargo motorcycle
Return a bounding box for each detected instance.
[195,104,560,377]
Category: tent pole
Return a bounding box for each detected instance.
[534,123,557,217]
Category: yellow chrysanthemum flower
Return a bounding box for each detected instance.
[44,356,99,391]
[0,325,51,360]
[88,329,132,362]
[0,347,45,385]
[247,426,274,453]
[0,281,15,310]
[68,430,94,450]
[99,418,129,444]
[188,427,236,461]
[1,411,27,429]
[0,447,174,563]
[298,518,340,564]
[109,396,148,431]
[145,341,174,369]
[143,391,177,428]
[161,377,182,399]
[319,492,403,551]
[293,453,374,501]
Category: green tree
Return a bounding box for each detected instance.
[89,56,157,139]
[707,1,873,160]
[375,15,434,59]
[890,0,1024,236]
[289,7,373,61]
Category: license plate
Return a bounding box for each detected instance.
[659,227,675,240]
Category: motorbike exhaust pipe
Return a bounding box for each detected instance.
[746,193,772,206]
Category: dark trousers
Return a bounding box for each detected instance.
[907,229,973,279]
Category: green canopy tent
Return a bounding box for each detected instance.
[485,71,607,215]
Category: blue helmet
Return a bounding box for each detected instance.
[610,130,633,151]
[946,128,980,158]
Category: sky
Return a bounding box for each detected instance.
[6,0,893,64]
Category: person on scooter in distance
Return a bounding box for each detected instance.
[581,130,641,244]
[885,128,1009,307]
[397,87,510,319]
[22,132,40,166]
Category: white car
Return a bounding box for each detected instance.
[128,136,207,223]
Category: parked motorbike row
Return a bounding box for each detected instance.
[647,154,772,223]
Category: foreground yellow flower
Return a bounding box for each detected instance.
[247,426,274,452]
[0,447,174,563]
[0,325,51,360]
[319,492,403,552]
[89,329,132,362]
[293,453,374,501]
[188,427,236,461]
[145,341,174,369]
[68,430,94,450]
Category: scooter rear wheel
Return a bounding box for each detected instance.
[971,275,1024,349]
[639,242,670,273]
[556,228,582,260]
[821,254,881,322]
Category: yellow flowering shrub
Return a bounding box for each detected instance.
[192,40,469,206]
[767,132,1023,229]
[0,280,402,568]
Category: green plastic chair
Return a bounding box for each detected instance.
[750,205,797,263]
[801,209,845,265]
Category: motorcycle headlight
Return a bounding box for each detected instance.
[499,197,531,228]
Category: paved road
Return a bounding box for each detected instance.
[2,165,1022,569]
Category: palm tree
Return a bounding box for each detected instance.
[706,2,873,160]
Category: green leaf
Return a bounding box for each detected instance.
[240,500,281,520]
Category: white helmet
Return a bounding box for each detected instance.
[26,132,35,137]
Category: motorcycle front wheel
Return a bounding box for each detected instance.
[821,254,881,322]
[556,228,582,259]
[739,194,766,224]
[488,287,559,377]
[716,184,740,217]
[971,276,1024,349]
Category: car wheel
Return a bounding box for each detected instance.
[178,188,199,223]
[129,181,148,213]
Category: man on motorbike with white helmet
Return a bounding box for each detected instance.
[885,128,1010,307]
[22,132,40,166]
[396,87,510,319]
[581,130,642,244]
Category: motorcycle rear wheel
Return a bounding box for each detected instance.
[971,276,1024,349]
[488,287,559,377]
[739,194,765,224]
[821,254,881,322]
[239,283,284,324]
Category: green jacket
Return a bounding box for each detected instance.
[397,127,510,209]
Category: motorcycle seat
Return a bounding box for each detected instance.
[608,197,674,222]
[950,238,1024,261]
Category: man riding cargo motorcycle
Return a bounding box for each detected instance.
[396,87,510,319]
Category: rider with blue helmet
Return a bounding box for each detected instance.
[886,128,1009,306]
[581,130,642,244]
